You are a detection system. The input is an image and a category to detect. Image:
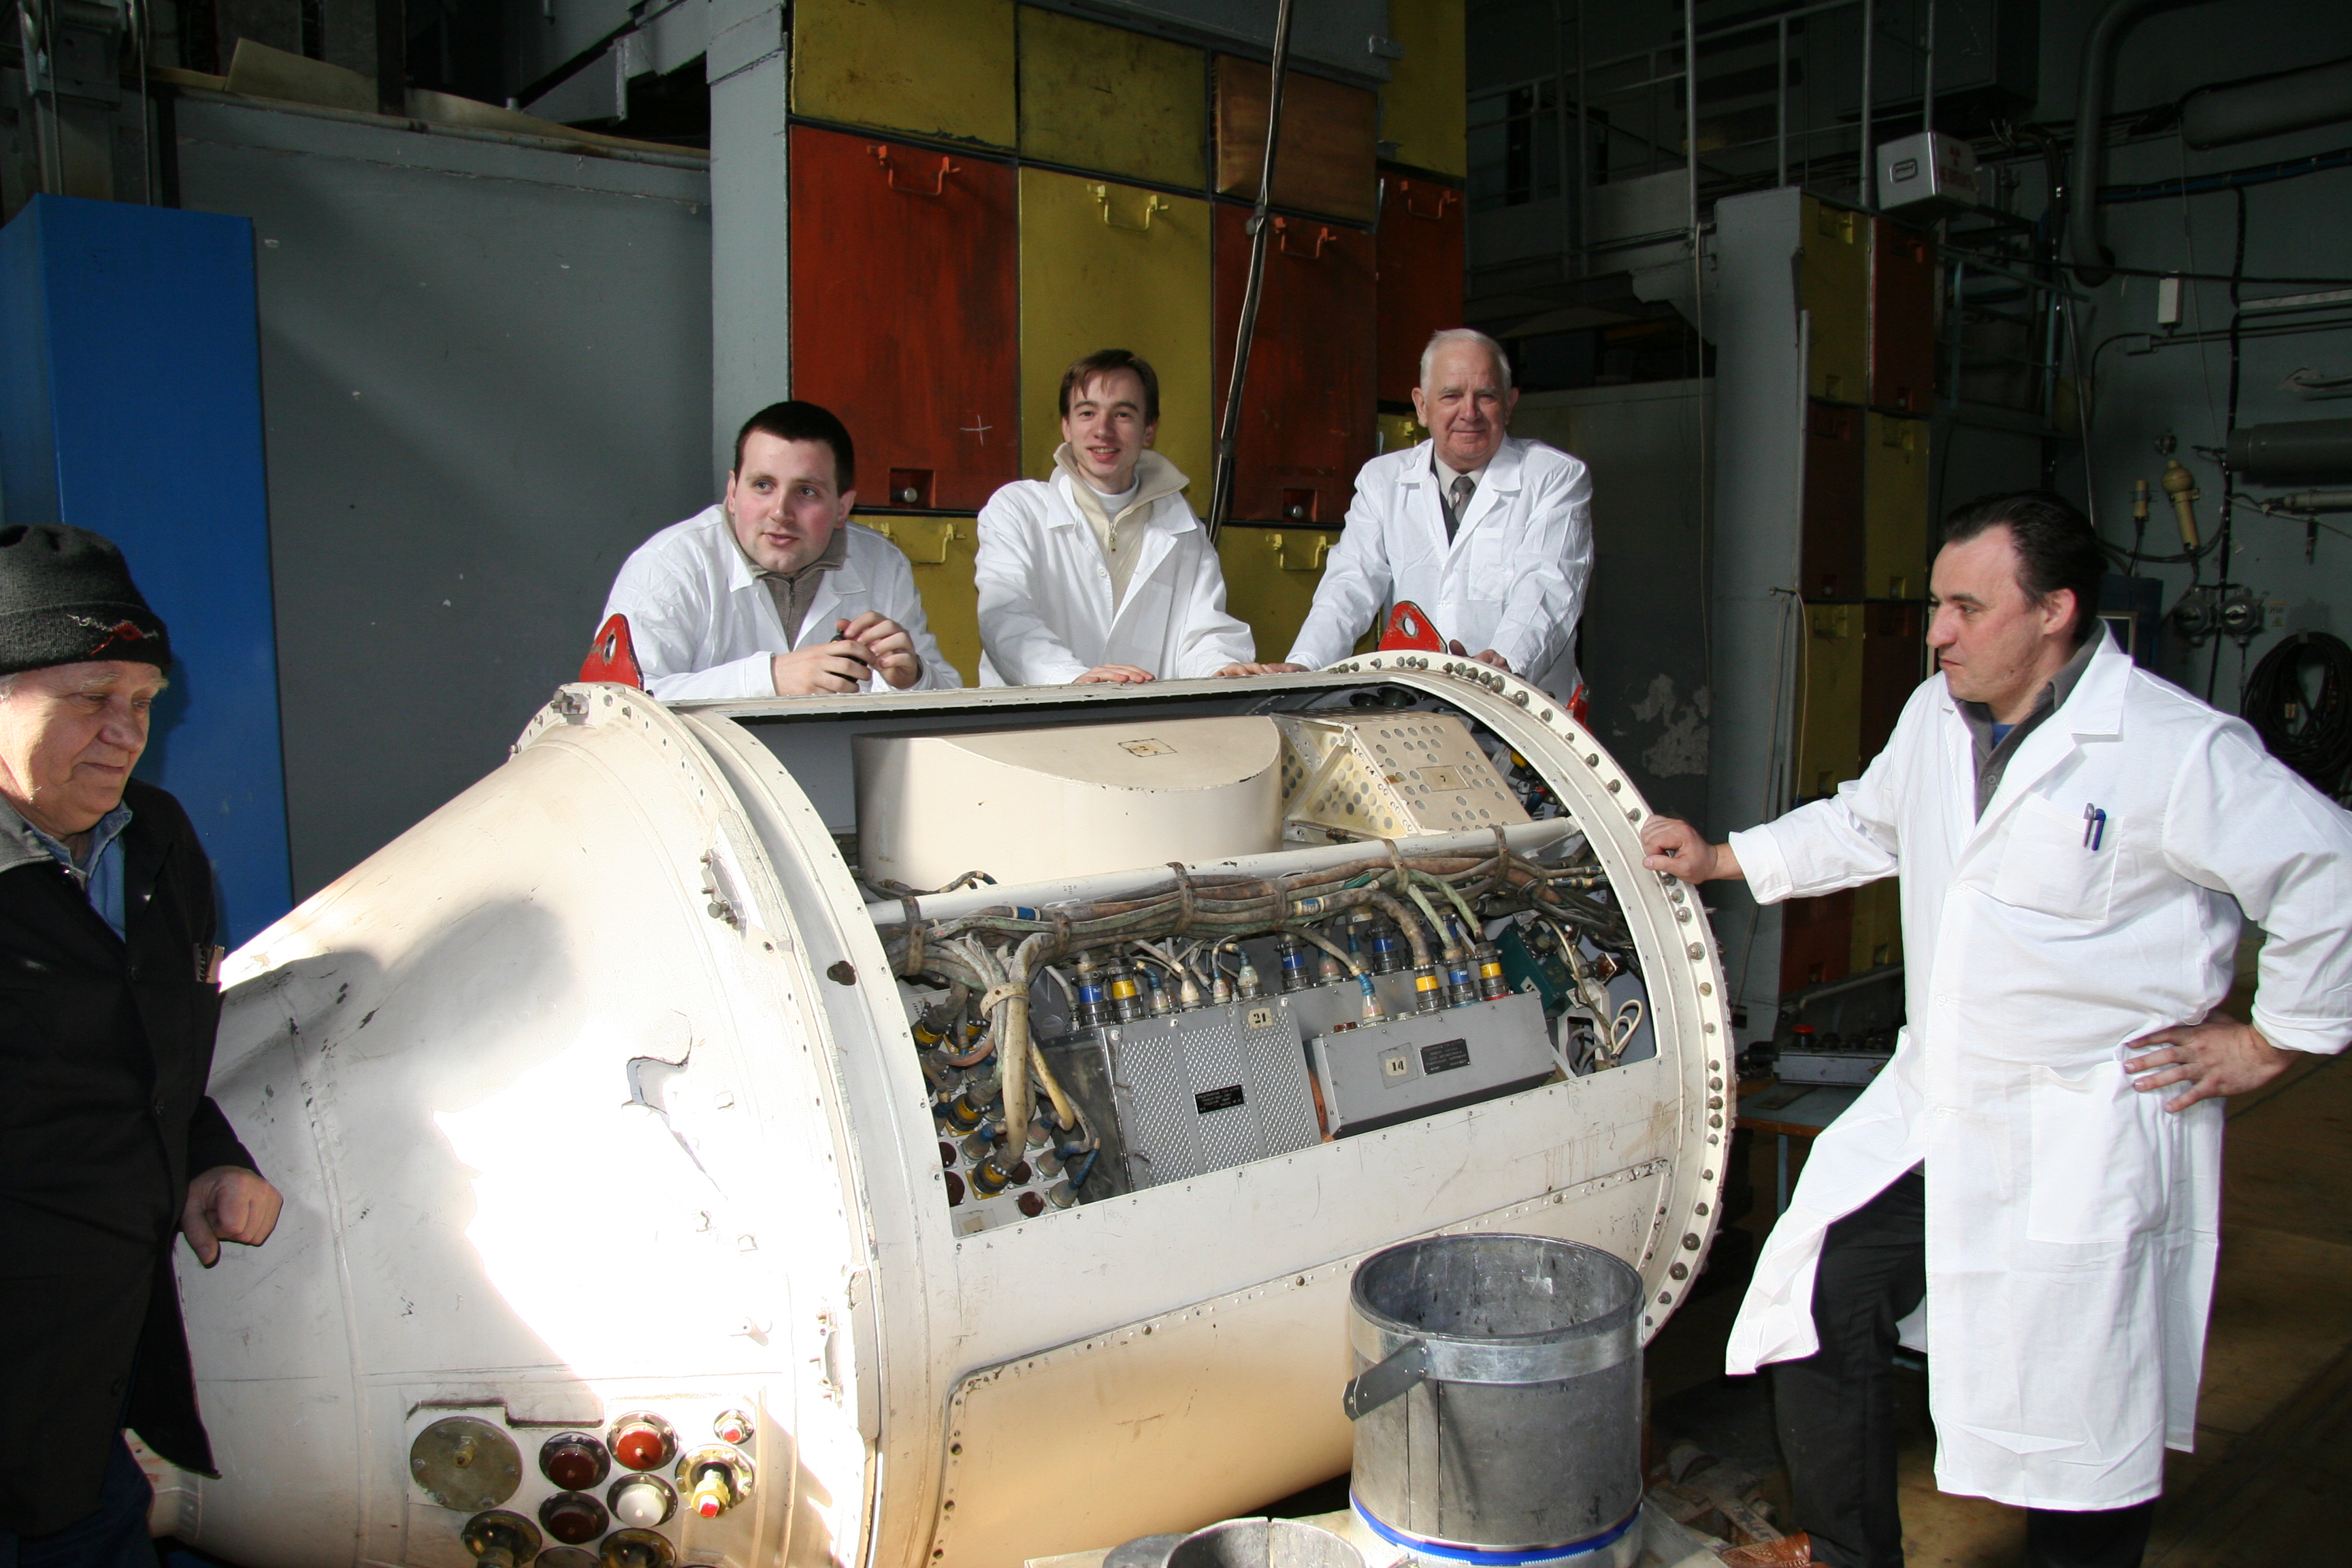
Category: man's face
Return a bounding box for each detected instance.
[0,659,164,837]
[1060,370,1155,493]
[725,432,855,575]
[1412,340,1519,472]
[1927,526,2077,715]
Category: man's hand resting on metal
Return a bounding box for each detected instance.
[1215,662,1307,676]
[1077,664,1156,684]
[1639,817,1744,884]
[182,1165,283,1267]
[772,640,875,695]
[2125,1019,2297,1112]
[1446,639,1511,672]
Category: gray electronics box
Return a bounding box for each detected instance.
[1778,1048,1891,1087]
[1307,990,1558,1137]
[1043,999,1321,1194]
[1877,130,1979,216]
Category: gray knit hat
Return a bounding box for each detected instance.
[0,525,172,675]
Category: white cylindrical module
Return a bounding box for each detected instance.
[175,660,1733,1568]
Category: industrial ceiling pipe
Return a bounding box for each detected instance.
[2067,0,2220,286]
[2183,55,2352,149]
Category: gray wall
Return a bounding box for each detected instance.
[2025,0,2352,710]
[1513,379,1714,828]
[176,96,714,896]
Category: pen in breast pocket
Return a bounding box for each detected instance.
[2082,804,2108,851]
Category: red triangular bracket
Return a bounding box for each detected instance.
[1379,600,1445,652]
[580,612,645,688]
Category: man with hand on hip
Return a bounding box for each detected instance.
[1640,492,2352,1568]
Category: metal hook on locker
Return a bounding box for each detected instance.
[1090,183,1171,231]
[871,144,960,197]
[1274,217,1333,259]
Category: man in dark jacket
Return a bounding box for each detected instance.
[0,525,281,1565]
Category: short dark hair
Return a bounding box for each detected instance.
[1940,490,2106,646]
[734,400,855,489]
[1059,349,1160,424]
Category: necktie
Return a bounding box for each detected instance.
[1446,473,1475,542]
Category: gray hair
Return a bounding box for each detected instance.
[0,673,18,700]
[1419,328,1514,393]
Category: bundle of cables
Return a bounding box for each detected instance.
[2243,631,2352,801]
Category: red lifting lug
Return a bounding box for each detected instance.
[1379,601,1446,653]
[579,612,645,688]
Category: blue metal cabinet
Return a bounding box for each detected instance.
[0,195,291,945]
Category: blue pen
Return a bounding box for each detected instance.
[2082,804,2107,851]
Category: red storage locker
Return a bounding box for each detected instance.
[1212,203,1377,525]
[1375,176,1464,406]
[1803,400,1866,600]
[1779,887,1856,993]
[789,125,1019,510]
[1869,217,1936,415]
[1861,601,1926,760]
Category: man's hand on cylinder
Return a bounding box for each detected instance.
[181,1165,283,1267]
[2125,1019,2297,1112]
[1639,817,1742,883]
[772,642,875,695]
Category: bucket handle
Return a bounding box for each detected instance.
[1341,1339,1428,1420]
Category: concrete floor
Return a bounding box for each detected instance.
[1645,1043,2352,1565]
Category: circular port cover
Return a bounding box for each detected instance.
[600,1527,678,1568]
[409,1418,521,1512]
[606,1473,676,1529]
[539,1490,610,1546]
[606,1412,677,1473]
[538,1432,610,1491]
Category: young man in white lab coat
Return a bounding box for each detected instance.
[1641,493,2352,1568]
[602,400,960,700]
[1233,329,1594,708]
[973,349,1254,685]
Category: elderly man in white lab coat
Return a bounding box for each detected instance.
[1236,329,1594,708]
[603,400,960,700]
[974,349,1254,685]
[1641,492,2352,1568]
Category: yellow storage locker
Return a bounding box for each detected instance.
[1796,602,1864,801]
[1379,0,1467,178]
[1217,524,1341,664]
[1850,877,1904,974]
[1864,412,1931,600]
[1019,167,1215,488]
[858,514,982,685]
[1377,410,1429,453]
[792,0,1016,148]
[1801,195,1867,404]
[1017,8,1207,189]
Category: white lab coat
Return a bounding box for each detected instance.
[1286,436,1594,704]
[601,504,961,701]
[974,472,1254,685]
[1724,631,2352,1510]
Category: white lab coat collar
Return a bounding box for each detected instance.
[1945,630,2129,858]
[1399,437,1529,548]
[1045,468,1196,624]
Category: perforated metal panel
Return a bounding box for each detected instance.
[1275,713,1528,840]
[1101,1000,1318,1188]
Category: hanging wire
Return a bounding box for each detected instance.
[1205,0,1296,544]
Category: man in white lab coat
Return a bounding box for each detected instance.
[1236,329,1594,708]
[1639,493,2352,1568]
[974,349,1254,685]
[602,400,960,700]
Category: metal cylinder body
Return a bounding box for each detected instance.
[1347,1235,1644,1566]
[2227,418,2352,485]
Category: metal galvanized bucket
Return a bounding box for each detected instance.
[1343,1234,1644,1567]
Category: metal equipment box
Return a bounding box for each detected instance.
[1863,412,1931,601]
[791,126,1020,512]
[1779,1047,1891,1087]
[1375,176,1466,405]
[1869,219,1938,415]
[1213,202,1377,526]
[1018,7,1208,189]
[790,0,1016,148]
[1019,167,1215,484]
[1800,195,1868,404]
[1307,990,1558,1137]
[1214,54,1379,224]
[1803,399,1866,600]
[1043,1000,1322,1192]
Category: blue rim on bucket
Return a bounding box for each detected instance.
[1350,1492,1639,1565]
